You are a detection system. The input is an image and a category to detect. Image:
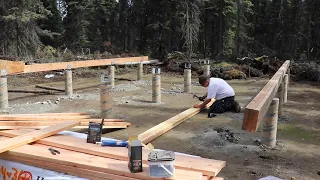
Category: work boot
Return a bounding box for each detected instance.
[232,101,241,113]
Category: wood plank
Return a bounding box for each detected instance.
[0,115,91,120]
[35,84,65,92]
[0,141,203,180]
[8,89,54,94]
[138,100,215,144]
[0,129,225,176]
[0,60,25,74]
[0,125,129,130]
[0,112,89,116]
[0,121,78,153]
[0,121,130,126]
[242,60,290,132]
[23,56,148,73]
[0,118,124,122]
[0,156,138,180]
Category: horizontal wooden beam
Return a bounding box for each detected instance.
[0,125,128,129]
[0,115,92,121]
[0,112,89,116]
[138,100,215,144]
[0,60,25,74]
[0,121,78,153]
[0,121,130,126]
[35,84,65,92]
[0,129,225,176]
[242,60,290,132]
[23,56,148,73]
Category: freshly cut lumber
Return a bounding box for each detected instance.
[0,121,130,126]
[242,60,290,132]
[35,84,65,92]
[23,56,148,73]
[0,129,225,176]
[0,125,129,130]
[0,142,203,180]
[0,115,92,120]
[0,156,138,180]
[138,100,215,144]
[0,60,24,74]
[8,89,54,94]
[0,112,89,116]
[0,121,78,153]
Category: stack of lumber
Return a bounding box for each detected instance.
[0,112,131,130]
[0,129,226,180]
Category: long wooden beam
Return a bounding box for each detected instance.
[23,56,148,73]
[0,121,78,153]
[138,100,215,144]
[242,60,290,132]
[0,121,130,126]
[0,112,89,116]
[0,115,91,121]
[0,60,25,74]
[0,125,128,130]
[0,142,203,180]
[0,129,225,176]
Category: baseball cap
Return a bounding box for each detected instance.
[199,75,209,86]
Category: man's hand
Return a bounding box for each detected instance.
[198,95,206,101]
[193,104,202,108]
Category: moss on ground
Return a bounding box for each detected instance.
[278,124,320,145]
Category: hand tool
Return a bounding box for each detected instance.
[193,94,206,101]
[48,148,60,155]
[96,139,128,147]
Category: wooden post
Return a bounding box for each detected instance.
[261,98,279,147]
[184,69,191,93]
[284,74,288,103]
[277,82,284,116]
[137,62,143,81]
[0,70,8,110]
[152,68,161,103]
[65,65,73,98]
[100,73,113,118]
[109,65,115,88]
[203,60,210,77]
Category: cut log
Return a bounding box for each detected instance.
[138,100,215,144]
[242,60,290,132]
[23,56,149,73]
[0,121,79,153]
[8,89,54,94]
[0,129,225,176]
[35,84,65,92]
[0,142,203,180]
[0,60,24,74]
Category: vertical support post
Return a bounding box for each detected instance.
[287,66,290,88]
[277,82,284,116]
[184,66,191,93]
[137,62,143,81]
[100,74,113,118]
[65,65,73,98]
[284,74,289,103]
[261,98,279,147]
[203,60,210,77]
[0,69,8,110]
[109,65,115,88]
[152,68,161,103]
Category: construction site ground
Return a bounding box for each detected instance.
[6,67,320,180]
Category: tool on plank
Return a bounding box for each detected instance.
[96,139,128,147]
[48,148,60,155]
[87,118,104,144]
